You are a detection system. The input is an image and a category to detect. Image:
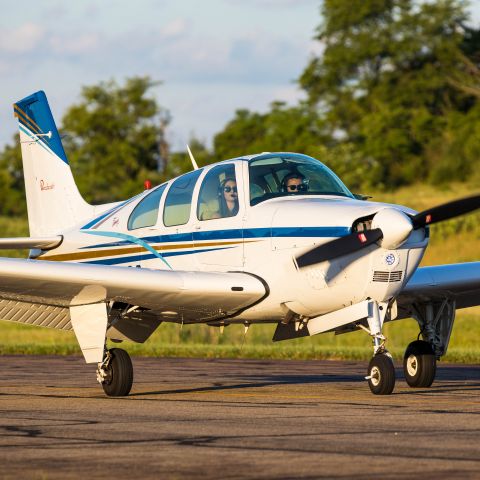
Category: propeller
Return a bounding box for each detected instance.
[410,194,480,229]
[295,193,480,269]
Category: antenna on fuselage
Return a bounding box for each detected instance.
[186,144,199,170]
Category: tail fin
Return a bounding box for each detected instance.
[14,91,94,236]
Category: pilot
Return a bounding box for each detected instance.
[282,173,309,194]
[218,178,239,217]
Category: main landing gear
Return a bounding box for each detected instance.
[96,348,133,397]
[403,340,436,388]
[401,299,456,389]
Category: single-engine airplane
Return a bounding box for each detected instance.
[1,90,479,396]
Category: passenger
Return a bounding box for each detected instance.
[281,173,309,194]
[218,178,239,217]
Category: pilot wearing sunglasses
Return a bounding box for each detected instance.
[282,173,309,194]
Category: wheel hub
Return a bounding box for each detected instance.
[406,355,418,377]
[370,366,381,386]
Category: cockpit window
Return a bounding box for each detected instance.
[248,154,353,205]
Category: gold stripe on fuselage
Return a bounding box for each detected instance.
[38,240,246,262]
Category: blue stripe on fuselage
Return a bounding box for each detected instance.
[80,226,351,249]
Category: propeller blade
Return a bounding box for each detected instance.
[295,228,383,268]
[411,194,480,229]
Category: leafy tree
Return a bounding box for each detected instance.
[300,0,480,188]
[213,102,328,161]
[0,134,25,216]
[62,76,170,203]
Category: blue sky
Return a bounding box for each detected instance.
[1,0,479,151]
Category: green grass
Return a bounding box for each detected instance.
[0,311,478,362]
[0,182,479,362]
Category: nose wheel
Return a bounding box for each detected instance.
[366,353,396,395]
[97,348,133,397]
[403,340,436,388]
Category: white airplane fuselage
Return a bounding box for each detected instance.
[35,158,428,324]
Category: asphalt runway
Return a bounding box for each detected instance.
[0,356,479,480]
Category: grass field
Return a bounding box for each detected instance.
[0,182,479,361]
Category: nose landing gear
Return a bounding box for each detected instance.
[361,300,396,395]
[366,353,396,395]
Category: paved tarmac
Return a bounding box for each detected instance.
[0,355,479,480]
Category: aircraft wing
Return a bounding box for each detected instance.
[397,262,480,314]
[0,257,267,335]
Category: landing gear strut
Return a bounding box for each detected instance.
[97,348,133,397]
[403,340,436,388]
[402,299,456,388]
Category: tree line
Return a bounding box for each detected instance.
[1,0,479,216]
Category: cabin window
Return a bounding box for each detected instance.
[127,184,167,230]
[163,169,202,227]
[197,164,238,221]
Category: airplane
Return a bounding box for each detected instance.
[1,90,479,397]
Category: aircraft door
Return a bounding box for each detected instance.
[193,163,244,268]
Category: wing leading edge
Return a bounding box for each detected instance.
[398,262,480,311]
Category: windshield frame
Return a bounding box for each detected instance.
[248,153,354,206]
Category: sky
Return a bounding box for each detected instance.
[0,0,479,152]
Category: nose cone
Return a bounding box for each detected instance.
[372,208,413,249]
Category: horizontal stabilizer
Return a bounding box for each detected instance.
[0,236,62,250]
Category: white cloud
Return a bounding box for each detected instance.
[49,32,100,55]
[0,23,45,54]
[160,18,189,39]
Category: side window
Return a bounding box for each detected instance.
[197,164,238,221]
[128,184,167,230]
[163,170,202,227]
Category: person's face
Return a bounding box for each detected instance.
[286,177,303,192]
[223,180,238,202]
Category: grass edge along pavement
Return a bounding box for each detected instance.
[0,312,478,364]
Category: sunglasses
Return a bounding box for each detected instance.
[224,186,237,193]
[287,184,307,191]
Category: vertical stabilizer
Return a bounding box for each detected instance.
[14,91,94,236]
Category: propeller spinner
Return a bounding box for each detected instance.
[295,194,480,269]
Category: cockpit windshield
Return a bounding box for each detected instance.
[248,154,353,205]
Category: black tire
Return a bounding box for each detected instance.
[367,353,396,395]
[101,348,133,397]
[403,340,436,388]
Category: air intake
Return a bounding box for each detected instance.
[373,271,403,282]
